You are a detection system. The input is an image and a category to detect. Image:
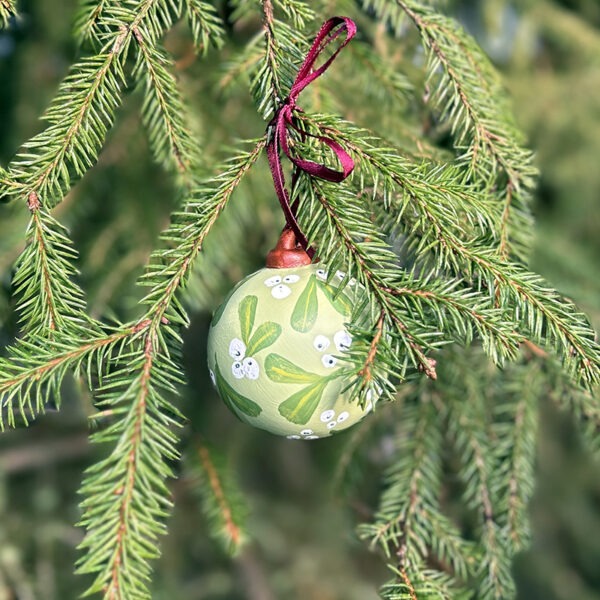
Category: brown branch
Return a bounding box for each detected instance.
[31,211,59,331]
[107,330,154,599]
[506,397,527,549]
[0,434,90,474]
[197,442,242,550]
[261,0,284,101]
[398,568,418,600]
[0,327,139,397]
[522,339,548,359]
[359,311,385,381]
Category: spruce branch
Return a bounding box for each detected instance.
[7,48,127,207]
[381,566,467,600]
[76,140,264,597]
[182,0,224,53]
[11,199,93,335]
[361,0,535,260]
[313,117,599,391]
[309,115,501,234]
[273,0,315,29]
[77,329,183,600]
[298,175,522,391]
[359,397,470,596]
[0,326,137,429]
[398,0,536,260]
[359,399,442,559]
[74,0,113,44]
[5,0,218,206]
[492,364,539,553]
[446,380,514,600]
[260,0,286,117]
[138,138,266,326]
[122,0,182,44]
[188,441,247,555]
[132,27,200,184]
[253,6,308,119]
[0,0,16,28]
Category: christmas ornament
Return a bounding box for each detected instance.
[207,232,374,439]
[207,17,374,439]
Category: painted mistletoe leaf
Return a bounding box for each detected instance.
[214,359,262,418]
[278,380,329,425]
[265,354,321,384]
[316,280,352,317]
[291,275,318,332]
[238,295,257,345]
[246,321,282,356]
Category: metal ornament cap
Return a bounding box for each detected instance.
[266,228,312,268]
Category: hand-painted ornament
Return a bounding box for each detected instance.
[208,19,365,439]
[207,232,373,439]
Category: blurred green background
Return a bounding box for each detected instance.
[0,1,599,598]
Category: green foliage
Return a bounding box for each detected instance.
[0,0,598,598]
[0,0,17,28]
[186,441,248,555]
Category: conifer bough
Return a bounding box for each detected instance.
[0,1,598,599]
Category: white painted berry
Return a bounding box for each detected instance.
[322,354,337,368]
[337,411,349,423]
[283,274,300,284]
[271,284,292,299]
[320,409,335,423]
[264,275,282,287]
[313,335,330,352]
[232,361,245,379]
[229,338,246,359]
[242,357,260,380]
[334,330,352,352]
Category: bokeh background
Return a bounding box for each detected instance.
[0,1,599,598]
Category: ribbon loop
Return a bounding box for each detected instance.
[266,16,357,255]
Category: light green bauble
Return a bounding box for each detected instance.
[207,264,374,439]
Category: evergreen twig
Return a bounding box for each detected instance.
[0,0,16,28]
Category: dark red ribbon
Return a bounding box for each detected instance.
[266,16,357,256]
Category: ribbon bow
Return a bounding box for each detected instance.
[266,16,357,257]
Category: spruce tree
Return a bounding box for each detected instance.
[0,1,598,599]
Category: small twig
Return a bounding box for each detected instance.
[522,339,548,359]
[359,311,385,381]
[398,567,418,600]
[0,434,90,474]
[197,442,243,550]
